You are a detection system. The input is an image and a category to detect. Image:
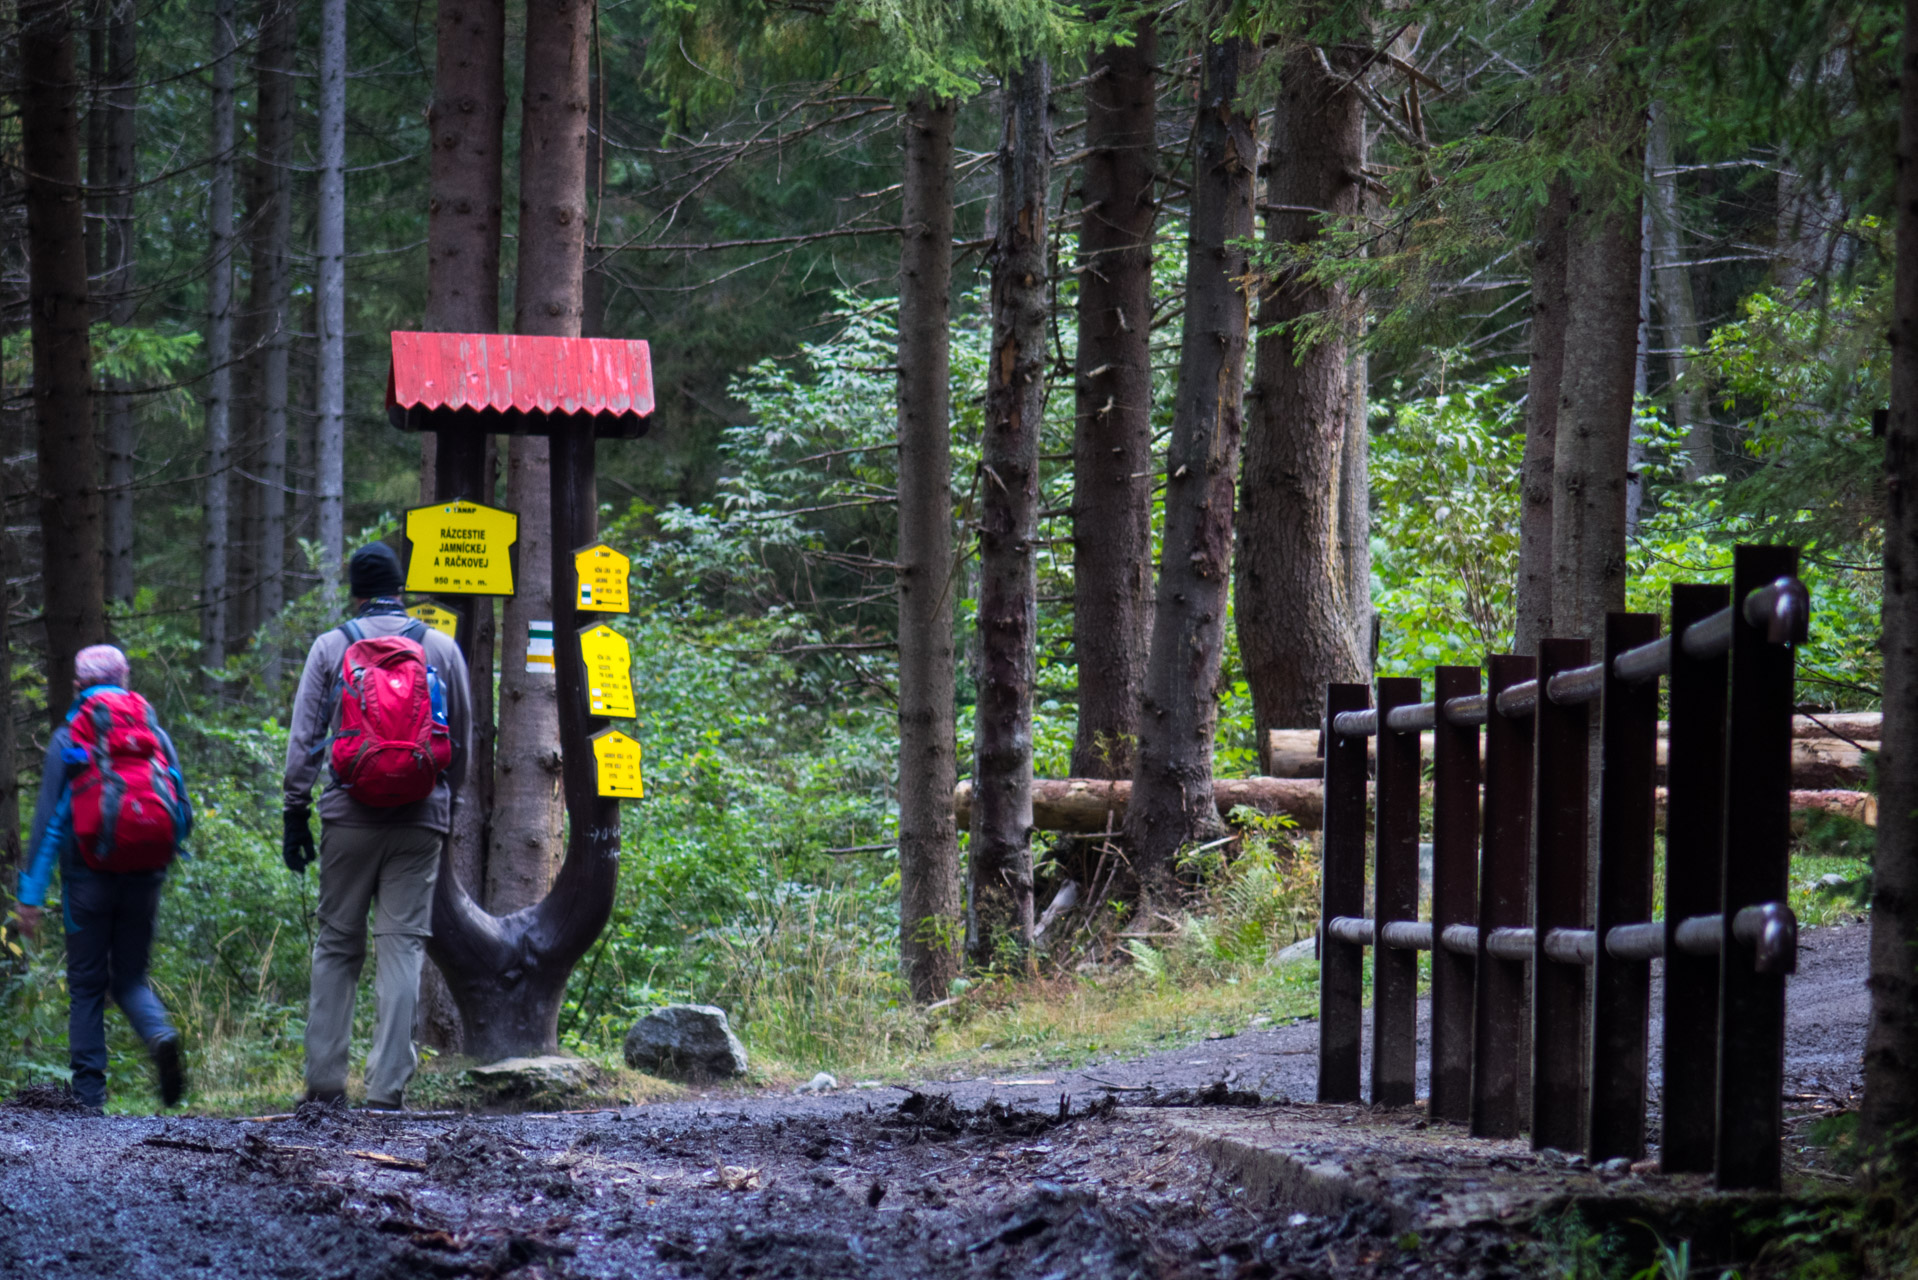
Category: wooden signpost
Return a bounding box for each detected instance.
[403,499,519,596]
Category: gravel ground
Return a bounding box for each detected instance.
[0,920,1869,1280]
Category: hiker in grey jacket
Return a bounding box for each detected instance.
[283,542,472,1109]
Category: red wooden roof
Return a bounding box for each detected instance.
[386,331,655,420]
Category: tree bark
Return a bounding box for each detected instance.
[1863,0,1918,1176]
[426,0,598,1059]
[20,0,104,713]
[1646,105,1709,479]
[95,0,136,604]
[1070,17,1155,781]
[200,0,238,686]
[250,0,295,679]
[966,59,1050,970]
[1236,42,1368,742]
[314,0,346,604]
[416,0,507,1052]
[1125,30,1258,897]
[1514,181,1571,657]
[896,96,961,1003]
[1548,185,1645,643]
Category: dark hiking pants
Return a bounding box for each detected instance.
[65,863,174,1108]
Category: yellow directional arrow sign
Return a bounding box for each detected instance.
[578,624,636,718]
[404,499,519,596]
[574,542,631,613]
[591,728,644,799]
[405,602,460,641]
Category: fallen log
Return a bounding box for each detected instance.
[952,777,1324,835]
[1264,727,1877,789]
[959,779,1877,834]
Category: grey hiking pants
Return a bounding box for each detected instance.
[304,823,441,1104]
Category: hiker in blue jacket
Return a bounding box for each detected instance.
[14,644,191,1112]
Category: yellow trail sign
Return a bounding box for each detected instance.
[405,602,460,641]
[574,542,631,613]
[578,624,636,718]
[591,729,644,799]
[404,499,519,596]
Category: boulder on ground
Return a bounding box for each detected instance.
[463,1055,599,1098]
[623,1004,749,1081]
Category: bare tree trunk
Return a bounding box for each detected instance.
[1863,0,1918,1177]
[1070,17,1155,781]
[490,0,588,916]
[20,0,104,713]
[314,0,346,604]
[1514,181,1571,657]
[427,0,598,1060]
[1647,105,1709,479]
[96,0,135,604]
[251,0,294,679]
[1236,42,1368,741]
[1549,180,1645,643]
[1125,29,1258,897]
[966,59,1050,970]
[200,0,238,686]
[418,0,506,1050]
[1339,348,1371,670]
[896,96,960,1003]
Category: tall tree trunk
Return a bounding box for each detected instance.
[1125,29,1258,896]
[966,60,1050,970]
[896,96,960,1003]
[314,0,346,603]
[1863,0,1918,1177]
[417,0,506,1051]
[1236,41,1368,742]
[427,0,598,1061]
[1070,18,1155,781]
[20,0,104,713]
[250,0,294,679]
[1339,349,1371,669]
[1548,185,1645,642]
[96,0,136,603]
[1514,181,1571,657]
[1647,105,1709,479]
[489,0,587,917]
[201,0,238,686]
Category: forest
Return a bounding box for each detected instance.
[4,0,1918,1273]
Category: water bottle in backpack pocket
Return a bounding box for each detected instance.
[67,690,188,873]
[326,620,453,807]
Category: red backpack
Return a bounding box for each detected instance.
[68,689,188,873]
[327,620,453,807]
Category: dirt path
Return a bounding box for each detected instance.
[0,921,1869,1279]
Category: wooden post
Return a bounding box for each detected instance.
[1662,582,1730,1172]
[1430,665,1480,1124]
[1318,682,1371,1104]
[1588,612,1660,1161]
[1372,676,1422,1108]
[1532,638,1591,1153]
[1472,654,1535,1139]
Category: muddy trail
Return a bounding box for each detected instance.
[0,921,1869,1280]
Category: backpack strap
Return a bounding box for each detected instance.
[311,620,366,760]
[402,619,428,644]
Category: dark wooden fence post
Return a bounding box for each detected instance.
[1373,676,1422,1107]
[1472,654,1535,1139]
[1662,582,1730,1172]
[1430,665,1479,1124]
[1588,612,1661,1161]
[1532,637,1591,1152]
[1715,545,1800,1190]
[1318,682,1371,1104]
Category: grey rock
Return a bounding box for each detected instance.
[1274,936,1319,967]
[623,1004,750,1081]
[463,1055,599,1097]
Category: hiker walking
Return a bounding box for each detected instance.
[15,644,192,1113]
[283,542,471,1109]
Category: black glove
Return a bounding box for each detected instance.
[282,805,317,875]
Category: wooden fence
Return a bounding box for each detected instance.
[1316,544,1811,1191]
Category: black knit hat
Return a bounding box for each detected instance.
[349,542,404,599]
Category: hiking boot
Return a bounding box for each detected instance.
[303,1086,346,1106]
[150,1035,185,1108]
[362,1097,404,1113]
